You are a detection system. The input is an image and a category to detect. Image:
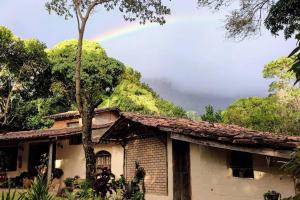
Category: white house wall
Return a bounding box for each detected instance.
[190,143,295,200]
[56,139,124,179]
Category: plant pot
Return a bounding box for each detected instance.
[264,193,281,200]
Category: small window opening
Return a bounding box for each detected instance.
[0,146,18,171]
[67,121,80,128]
[69,134,82,145]
[96,151,111,173]
[230,151,254,178]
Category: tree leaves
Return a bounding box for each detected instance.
[46,0,171,25]
[0,26,52,130]
[48,40,125,110]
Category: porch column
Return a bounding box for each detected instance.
[47,141,54,184]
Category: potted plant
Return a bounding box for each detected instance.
[264,191,281,200]
[64,177,74,188]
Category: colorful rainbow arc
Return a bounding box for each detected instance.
[92,15,214,43]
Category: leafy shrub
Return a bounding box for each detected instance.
[64,178,74,187]
[0,189,21,200]
[93,168,116,198]
[121,162,145,200]
[264,191,281,200]
[19,173,54,200]
[74,181,94,199]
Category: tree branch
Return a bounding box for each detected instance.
[92,99,103,111]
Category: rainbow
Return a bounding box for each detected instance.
[93,15,214,43]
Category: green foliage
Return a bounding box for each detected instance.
[281,151,300,200]
[48,40,125,110]
[186,111,201,121]
[198,0,299,40]
[122,162,145,200]
[19,174,54,200]
[223,95,300,134]
[45,0,170,25]
[265,0,300,39]
[223,56,300,135]
[75,181,94,199]
[19,154,53,200]
[0,26,52,130]
[101,67,186,118]
[201,105,222,123]
[289,34,300,84]
[0,189,21,200]
[263,56,296,93]
[263,190,281,200]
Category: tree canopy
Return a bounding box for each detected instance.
[200,105,222,123]
[0,26,52,130]
[197,0,300,40]
[101,67,187,118]
[48,39,125,111]
[263,56,296,93]
[223,56,300,135]
[45,0,173,180]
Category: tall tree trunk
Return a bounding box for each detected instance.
[75,21,96,182]
[81,106,96,182]
[74,3,98,183]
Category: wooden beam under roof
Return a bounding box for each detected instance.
[170,133,293,159]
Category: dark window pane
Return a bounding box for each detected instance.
[0,147,18,171]
[230,151,254,178]
[69,134,82,145]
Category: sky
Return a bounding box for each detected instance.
[0,0,297,113]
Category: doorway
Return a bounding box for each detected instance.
[28,142,55,176]
[173,140,191,200]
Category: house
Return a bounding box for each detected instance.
[0,107,124,184]
[101,112,300,200]
[0,108,299,200]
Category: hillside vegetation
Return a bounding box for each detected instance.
[101,67,186,117]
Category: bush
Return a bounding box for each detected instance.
[0,189,21,200]
[19,173,54,200]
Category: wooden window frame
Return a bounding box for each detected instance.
[96,150,111,172]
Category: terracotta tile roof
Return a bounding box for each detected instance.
[47,107,120,120]
[102,112,300,149]
[0,124,112,142]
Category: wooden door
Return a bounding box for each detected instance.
[173,140,191,200]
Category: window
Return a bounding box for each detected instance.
[67,121,80,128]
[230,151,254,178]
[96,151,111,173]
[69,134,82,145]
[0,146,18,171]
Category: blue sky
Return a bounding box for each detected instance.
[0,0,297,113]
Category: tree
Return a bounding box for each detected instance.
[48,39,125,181]
[290,34,300,83]
[197,0,300,86]
[45,0,171,182]
[263,56,296,93]
[0,26,52,130]
[200,105,222,123]
[223,56,300,135]
[186,110,202,121]
[101,67,187,117]
[197,0,300,40]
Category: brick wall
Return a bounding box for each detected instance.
[125,137,168,195]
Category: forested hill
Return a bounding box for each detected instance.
[101,67,187,117]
